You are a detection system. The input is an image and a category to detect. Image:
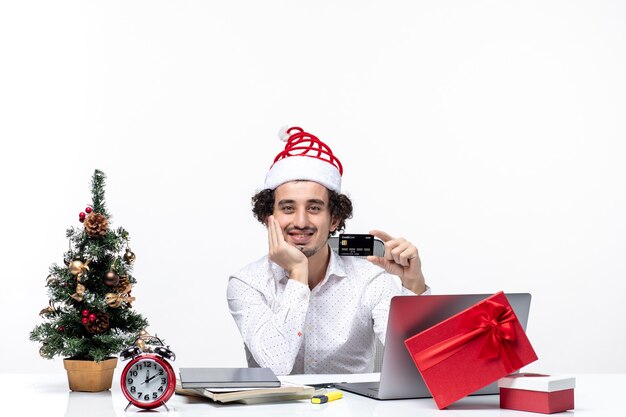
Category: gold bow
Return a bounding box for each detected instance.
[70,283,86,302]
[39,300,57,316]
[105,292,136,308]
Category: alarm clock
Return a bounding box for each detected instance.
[120,334,176,411]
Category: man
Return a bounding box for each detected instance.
[227,126,429,375]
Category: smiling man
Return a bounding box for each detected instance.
[227,126,429,375]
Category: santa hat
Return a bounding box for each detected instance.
[263,126,343,192]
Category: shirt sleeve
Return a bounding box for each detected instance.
[226,275,310,375]
[368,275,431,346]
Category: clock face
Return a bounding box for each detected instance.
[121,355,175,409]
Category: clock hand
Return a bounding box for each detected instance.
[141,373,160,385]
[146,373,160,383]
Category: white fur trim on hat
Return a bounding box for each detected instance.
[264,155,342,192]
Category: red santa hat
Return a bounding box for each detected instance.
[263,126,343,192]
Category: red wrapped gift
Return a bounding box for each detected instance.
[499,373,575,414]
[404,291,538,409]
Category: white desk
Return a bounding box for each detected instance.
[3,373,623,416]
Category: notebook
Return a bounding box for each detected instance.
[335,293,532,400]
[179,367,281,389]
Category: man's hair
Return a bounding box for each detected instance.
[251,184,353,236]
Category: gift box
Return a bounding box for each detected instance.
[499,373,575,414]
[404,291,538,409]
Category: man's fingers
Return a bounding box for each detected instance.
[272,216,285,245]
[369,229,393,242]
[367,256,385,268]
[390,241,414,266]
[268,215,281,250]
[267,216,275,250]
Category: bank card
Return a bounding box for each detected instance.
[338,234,374,256]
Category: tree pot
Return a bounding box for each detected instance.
[63,357,118,392]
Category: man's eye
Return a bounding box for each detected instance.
[282,206,294,212]
[308,206,321,212]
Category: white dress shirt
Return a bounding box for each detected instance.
[227,248,429,375]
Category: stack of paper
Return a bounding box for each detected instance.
[175,367,315,404]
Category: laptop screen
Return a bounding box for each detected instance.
[377,293,532,399]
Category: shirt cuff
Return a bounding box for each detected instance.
[401,284,431,296]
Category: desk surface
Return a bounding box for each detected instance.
[3,373,623,416]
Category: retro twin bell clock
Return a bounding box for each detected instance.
[119,332,176,411]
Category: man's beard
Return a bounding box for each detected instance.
[298,244,323,258]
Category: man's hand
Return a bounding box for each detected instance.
[367,230,426,295]
[267,215,308,285]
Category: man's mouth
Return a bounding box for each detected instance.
[287,229,315,245]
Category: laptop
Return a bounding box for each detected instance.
[336,293,532,400]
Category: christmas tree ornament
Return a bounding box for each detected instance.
[123,247,136,264]
[39,344,52,359]
[58,326,65,332]
[116,276,132,294]
[79,212,86,220]
[39,300,57,316]
[45,274,57,287]
[85,206,93,214]
[68,260,90,276]
[81,317,88,324]
[104,271,120,287]
[84,212,109,237]
[84,312,110,334]
[120,334,176,411]
[105,293,123,308]
[104,292,135,308]
[70,283,86,302]
[81,309,89,317]
[136,338,147,351]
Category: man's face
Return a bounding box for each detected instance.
[271,181,339,258]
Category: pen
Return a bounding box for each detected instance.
[308,382,346,389]
[311,390,343,404]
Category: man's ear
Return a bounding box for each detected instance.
[330,216,340,233]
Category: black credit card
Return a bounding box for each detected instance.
[338,234,374,256]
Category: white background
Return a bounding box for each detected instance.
[1,1,624,374]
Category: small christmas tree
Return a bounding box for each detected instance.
[30,170,149,362]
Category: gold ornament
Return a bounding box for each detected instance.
[39,300,57,316]
[105,293,123,308]
[136,338,147,351]
[123,247,136,264]
[68,260,90,276]
[70,283,86,301]
[104,292,135,308]
[45,274,56,287]
[116,276,132,294]
[39,344,52,359]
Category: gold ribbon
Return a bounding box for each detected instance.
[70,283,86,301]
[39,300,57,316]
[105,292,136,308]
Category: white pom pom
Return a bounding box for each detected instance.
[277,125,291,142]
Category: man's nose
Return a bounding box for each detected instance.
[293,208,308,228]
